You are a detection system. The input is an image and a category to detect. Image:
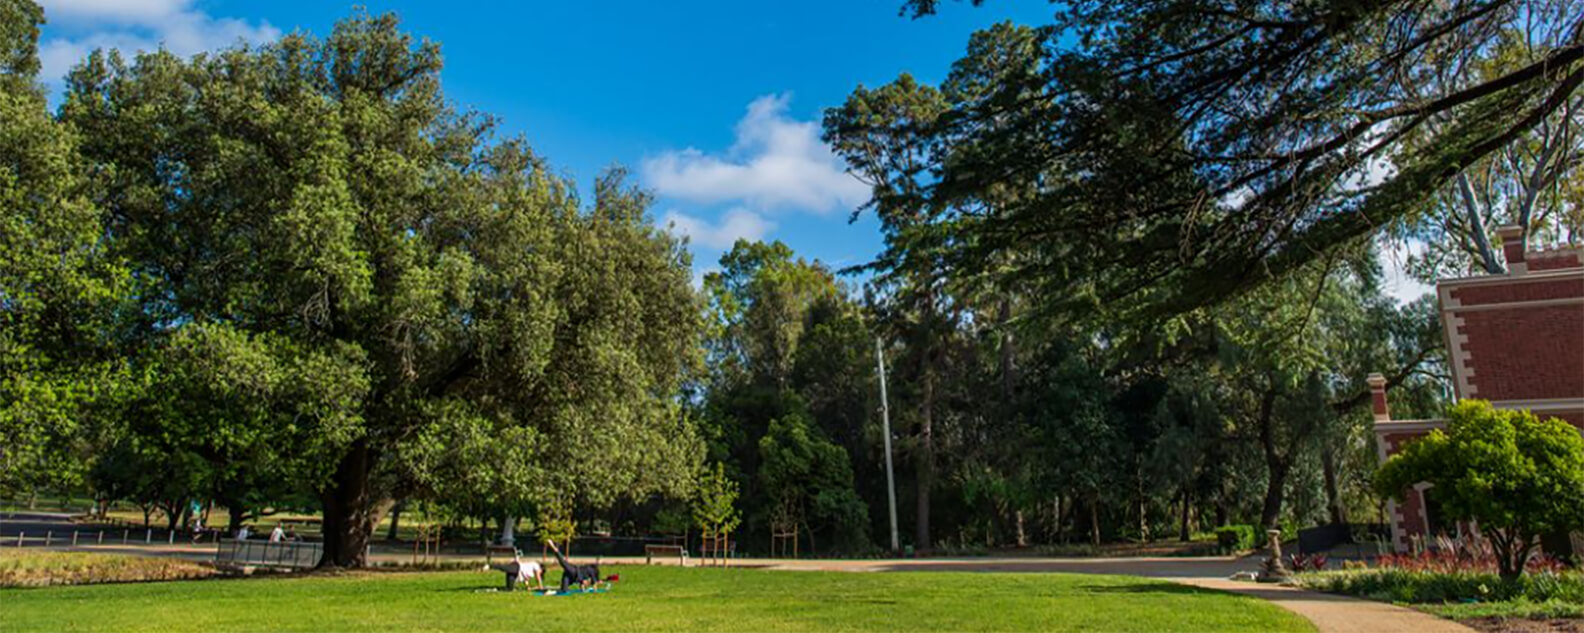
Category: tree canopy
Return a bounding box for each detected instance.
[839,0,1583,322]
[43,9,704,566]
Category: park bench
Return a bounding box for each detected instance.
[644,543,688,566]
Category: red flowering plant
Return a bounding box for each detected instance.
[1287,553,1329,572]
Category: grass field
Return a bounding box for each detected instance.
[0,563,1314,632]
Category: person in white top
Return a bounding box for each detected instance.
[235,525,250,540]
[269,525,285,543]
[483,552,543,591]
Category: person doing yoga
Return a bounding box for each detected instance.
[483,551,544,591]
[546,540,600,592]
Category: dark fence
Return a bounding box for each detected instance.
[215,538,321,569]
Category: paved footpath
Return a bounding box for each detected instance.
[1180,578,1477,633]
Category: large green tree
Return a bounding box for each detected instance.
[846,0,1583,322]
[60,13,703,566]
[0,0,122,499]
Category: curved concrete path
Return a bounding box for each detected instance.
[1180,578,1476,633]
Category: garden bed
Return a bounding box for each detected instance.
[0,550,217,587]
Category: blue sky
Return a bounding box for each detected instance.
[32,0,1431,300]
[34,0,1055,281]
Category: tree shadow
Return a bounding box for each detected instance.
[1079,582,1217,596]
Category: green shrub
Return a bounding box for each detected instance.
[1296,569,1584,605]
[1215,525,1257,553]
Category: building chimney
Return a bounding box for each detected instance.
[1496,225,1526,274]
[1368,373,1390,422]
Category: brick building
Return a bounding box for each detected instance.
[1372,225,1584,552]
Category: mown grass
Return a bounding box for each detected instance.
[0,550,215,587]
[1419,598,1583,620]
[0,562,1314,632]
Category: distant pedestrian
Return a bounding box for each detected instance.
[236,525,251,540]
[270,525,285,543]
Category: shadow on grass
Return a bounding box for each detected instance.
[1079,583,1215,596]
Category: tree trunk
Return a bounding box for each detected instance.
[1489,528,1533,581]
[1256,386,1286,530]
[998,295,1016,398]
[1136,470,1149,541]
[227,505,247,535]
[499,514,516,546]
[915,359,934,552]
[1321,447,1347,526]
[1456,173,1506,274]
[386,502,403,541]
[1178,488,1192,542]
[1088,493,1101,546]
[1052,495,1063,544]
[1259,464,1288,532]
[320,439,376,568]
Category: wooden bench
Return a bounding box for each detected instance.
[644,544,688,566]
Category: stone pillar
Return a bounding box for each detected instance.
[1368,373,1389,422]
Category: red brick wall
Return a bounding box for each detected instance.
[1381,431,1429,457]
[1457,305,1584,401]
[1449,278,1584,306]
[1528,249,1584,272]
[1545,411,1584,430]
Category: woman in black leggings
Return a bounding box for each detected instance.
[546,540,600,591]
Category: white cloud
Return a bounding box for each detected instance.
[641,94,869,214]
[662,208,775,249]
[35,0,278,88]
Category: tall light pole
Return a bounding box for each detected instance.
[876,337,900,554]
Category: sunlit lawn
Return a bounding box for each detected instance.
[0,563,1314,632]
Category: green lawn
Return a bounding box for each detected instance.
[0,564,1313,632]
